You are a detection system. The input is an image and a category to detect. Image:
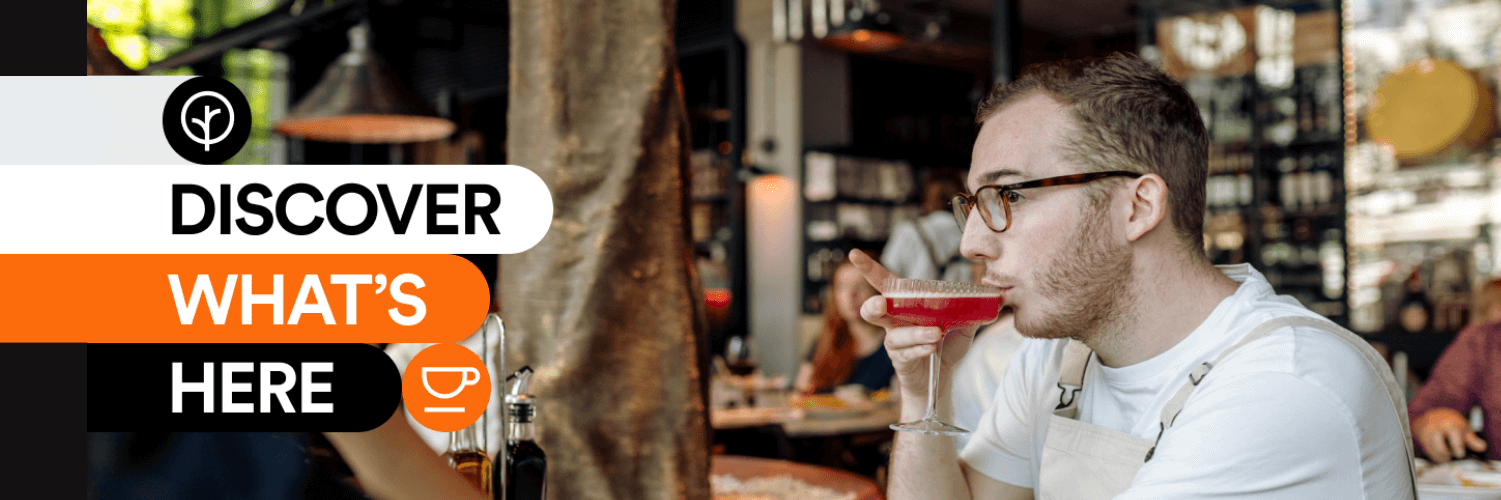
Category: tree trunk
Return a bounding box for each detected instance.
[505,1,711,499]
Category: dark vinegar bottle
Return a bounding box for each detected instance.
[504,398,546,500]
[495,367,545,500]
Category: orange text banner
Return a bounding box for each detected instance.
[0,255,489,343]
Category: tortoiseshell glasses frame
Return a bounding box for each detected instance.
[951,170,1144,232]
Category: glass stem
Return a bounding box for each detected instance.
[923,340,942,422]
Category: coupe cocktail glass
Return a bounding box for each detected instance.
[885,278,1002,435]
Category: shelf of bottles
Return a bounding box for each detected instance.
[1146,1,1348,324]
[691,148,733,243]
[800,151,923,314]
[678,26,746,357]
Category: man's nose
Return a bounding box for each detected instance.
[959,210,998,262]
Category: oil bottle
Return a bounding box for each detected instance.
[445,421,491,494]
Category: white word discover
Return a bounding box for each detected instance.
[171,362,333,413]
[168,273,427,326]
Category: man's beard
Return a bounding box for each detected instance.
[1013,199,1134,341]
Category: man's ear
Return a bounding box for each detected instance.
[1123,174,1168,242]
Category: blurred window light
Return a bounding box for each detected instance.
[1255,6,1295,88]
[225,49,289,165]
[88,0,284,164]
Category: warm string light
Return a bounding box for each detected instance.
[1341,0,1360,317]
[1342,0,1357,151]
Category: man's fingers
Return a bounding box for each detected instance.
[884,326,944,349]
[849,249,898,294]
[1446,429,1469,459]
[1422,431,1453,464]
[888,343,937,366]
[861,295,906,328]
[1469,432,1489,453]
[884,326,943,366]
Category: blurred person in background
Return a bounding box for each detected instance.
[951,310,1023,451]
[1394,293,1435,335]
[883,173,972,283]
[1470,278,1501,326]
[796,257,894,394]
[1408,278,1501,463]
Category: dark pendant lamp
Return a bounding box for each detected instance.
[821,0,905,53]
[274,22,455,144]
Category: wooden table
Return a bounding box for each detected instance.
[712,405,901,437]
[781,405,901,438]
[712,455,884,500]
[712,404,899,479]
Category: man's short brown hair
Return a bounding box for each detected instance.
[975,52,1208,257]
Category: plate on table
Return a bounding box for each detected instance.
[1418,484,1501,500]
[788,395,875,420]
[712,406,803,429]
[1418,460,1501,499]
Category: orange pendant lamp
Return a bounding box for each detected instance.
[274,22,455,144]
[821,0,905,52]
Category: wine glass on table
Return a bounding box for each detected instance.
[884,278,1003,435]
[725,335,758,376]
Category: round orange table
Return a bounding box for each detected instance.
[711,455,883,500]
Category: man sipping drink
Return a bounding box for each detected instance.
[855,53,1416,499]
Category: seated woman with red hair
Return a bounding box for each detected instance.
[796,258,894,395]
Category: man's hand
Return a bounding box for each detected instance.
[849,249,977,413]
[1415,407,1487,463]
[324,409,489,500]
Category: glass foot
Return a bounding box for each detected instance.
[891,419,969,436]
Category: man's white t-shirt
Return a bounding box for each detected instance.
[959,264,1412,498]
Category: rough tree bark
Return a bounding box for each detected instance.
[505,0,711,499]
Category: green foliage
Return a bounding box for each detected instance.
[88,0,285,164]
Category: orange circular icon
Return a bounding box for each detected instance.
[402,343,491,432]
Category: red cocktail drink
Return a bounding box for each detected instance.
[885,295,1002,330]
[883,278,1003,436]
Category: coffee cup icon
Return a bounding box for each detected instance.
[421,366,482,413]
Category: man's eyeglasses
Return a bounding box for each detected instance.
[951,170,1144,232]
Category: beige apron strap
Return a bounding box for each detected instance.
[1154,317,1291,428]
[1053,340,1093,419]
[1143,316,1418,498]
[1141,316,1292,460]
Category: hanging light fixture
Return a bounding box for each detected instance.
[274,22,455,144]
[821,0,905,53]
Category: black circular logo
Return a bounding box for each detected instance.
[162,77,252,164]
